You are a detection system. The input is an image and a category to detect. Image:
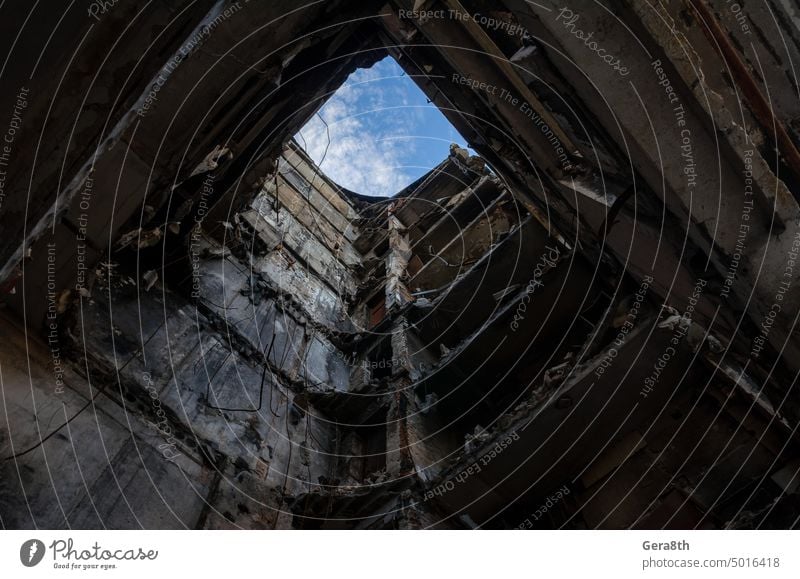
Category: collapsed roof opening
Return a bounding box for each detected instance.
[3,0,800,533]
[295,55,472,198]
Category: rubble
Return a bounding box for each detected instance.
[1,0,800,531]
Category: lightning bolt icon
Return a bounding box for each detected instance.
[28,542,38,563]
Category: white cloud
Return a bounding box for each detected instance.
[296,58,418,197]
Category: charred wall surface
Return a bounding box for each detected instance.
[2,1,800,530]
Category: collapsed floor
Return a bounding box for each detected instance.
[2,0,800,529]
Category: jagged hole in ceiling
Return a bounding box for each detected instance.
[3,0,800,533]
[295,55,472,198]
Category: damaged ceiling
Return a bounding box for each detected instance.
[2,0,800,530]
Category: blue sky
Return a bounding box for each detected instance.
[295,56,470,197]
